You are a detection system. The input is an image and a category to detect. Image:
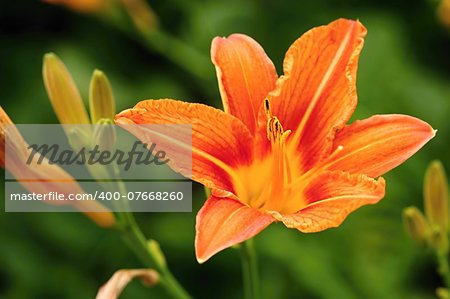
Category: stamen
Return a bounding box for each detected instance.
[264,98,272,118]
[257,98,294,211]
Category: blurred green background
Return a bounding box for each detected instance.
[1,0,450,298]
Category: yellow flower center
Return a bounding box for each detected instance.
[233,99,307,214]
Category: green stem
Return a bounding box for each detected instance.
[240,239,261,299]
[118,211,191,299]
[114,178,191,299]
[437,251,450,289]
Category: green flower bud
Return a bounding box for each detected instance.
[93,118,116,151]
[43,53,90,124]
[437,287,450,299]
[89,70,116,124]
[424,160,450,231]
[430,226,449,255]
[403,206,430,247]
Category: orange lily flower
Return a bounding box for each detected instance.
[115,19,435,263]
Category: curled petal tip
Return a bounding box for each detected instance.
[114,116,136,125]
[114,108,148,124]
[423,122,437,141]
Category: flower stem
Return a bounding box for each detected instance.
[240,239,261,299]
[118,211,191,299]
[114,179,191,299]
[437,251,450,289]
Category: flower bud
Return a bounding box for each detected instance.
[121,0,159,34]
[89,70,116,124]
[93,118,117,151]
[66,126,92,151]
[438,0,450,29]
[430,226,449,255]
[43,53,90,124]
[1,107,115,228]
[403,206,430,247]
[148,239,166,268]
[424,160,449,231]
[437,287,450,299]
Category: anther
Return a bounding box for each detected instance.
[264,98,272,118]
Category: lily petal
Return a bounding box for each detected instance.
[195,196,274,263]
[115,99,253,193]
[1,106,115,227]
[212,34,277,134]
[0,106,28,167]
[271,171,385,232]
[327,114,436,178]
[264,19,366,171]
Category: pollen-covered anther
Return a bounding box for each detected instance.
[267,116,284,142]
[257,98,296,211]
[264,98,288,143]
[264,98,272,118]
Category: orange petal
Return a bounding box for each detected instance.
[115,99,253,193]
[263,19,366,171]
[1,106,115,227]
[0,106,28,167]
[270,171,385,232]
[327,114,436,178]
[195,196,274,263]
[212,34,277,134]
[7,161,116,228]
